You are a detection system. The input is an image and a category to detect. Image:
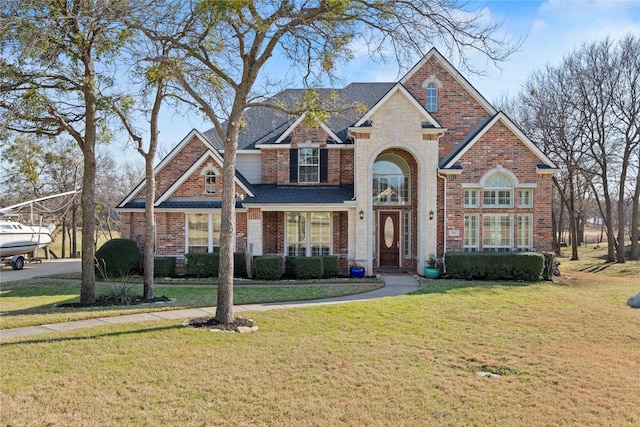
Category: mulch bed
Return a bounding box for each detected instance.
[186,316,256,332]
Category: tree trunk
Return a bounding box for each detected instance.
[215,118,241,324]
[143,156,156,300]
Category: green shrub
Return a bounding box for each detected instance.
[254,256,283,280]
[445,252,544,281]
[95,238,141,278]
[154,256,176,277]
[322,255,339,278]
[185,252,247,278]
[185,253,219,278]
[99,282,139,305]
[295,256,324,280]
[284,256,298,278]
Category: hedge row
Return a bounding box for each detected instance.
[184,252,246,278]
[444,252,545,281]
[284,255,339,279]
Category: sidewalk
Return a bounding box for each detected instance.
[0,275,420,340]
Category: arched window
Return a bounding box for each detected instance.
[483,173,513,207]
[204,171,217,194]
[373,154,410,205]
[426,83,438,112]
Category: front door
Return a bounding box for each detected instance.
[379,211,400,266]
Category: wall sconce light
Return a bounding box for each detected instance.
[359,209,364,220]
[429,210,434,220]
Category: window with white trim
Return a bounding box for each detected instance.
[373,154,410,205]
[464,213,479,251]
[483,213,513,251]
[517,214,533,250]
[426,83,438,112]
[204,171,217,194]
[464,189,479,208]
[187,212,221,253]
[483,173,513,207]
[404,211,411,259]
[298,148,319,183]
[286,212,331,256]
[518,189,533,208]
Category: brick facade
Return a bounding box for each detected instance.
[118,48,557,276]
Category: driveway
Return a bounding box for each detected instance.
[0,258,81,284]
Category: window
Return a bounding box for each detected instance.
[517,214,533,250]
[464,214,479,251]
[404,211,411,259]
[464,189,479,208]
[518,189,533,208]
[286,212,331,256]
[426,83,438,112]
[483,214,512,251]
[483,173,513,207]
[373,154,410,205]
[205,172,217,194]
[298,148,319,183]
[187,212,221,253]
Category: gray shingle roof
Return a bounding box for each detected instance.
[203,83,395,150]
[243,185,354,204]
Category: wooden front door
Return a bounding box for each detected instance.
[379,211,400,266]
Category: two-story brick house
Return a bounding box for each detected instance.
[117,48,559,275]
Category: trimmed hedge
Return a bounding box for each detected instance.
[295,256,324,280]
[185,252,246,278]
[95,238,140,278]
[445,252,544,281]
[284,256,297,278]
[254,255,283,280]
[321,255,339,278]
[154,256,176,277]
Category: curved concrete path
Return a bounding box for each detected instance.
[0,275,420,340]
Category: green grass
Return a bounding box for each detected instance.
[0,280,382,329]
[1,273,638,426]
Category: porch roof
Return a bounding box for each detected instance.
[243,185,354,205]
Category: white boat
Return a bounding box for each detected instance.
[0,220,55,258]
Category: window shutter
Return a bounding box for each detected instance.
[289,149,298,182]
[320,149,328,183]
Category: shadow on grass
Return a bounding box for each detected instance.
[0,324,185,347]
[409,279,544,295]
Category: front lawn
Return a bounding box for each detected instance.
[1,272,638,426]
[0,280,382,330]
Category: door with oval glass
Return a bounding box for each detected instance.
[379,211,400,266]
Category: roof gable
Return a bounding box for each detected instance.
[156,150,254,205]
[440,112,559,170]
[401,48,496,116]
[354,83,442,128]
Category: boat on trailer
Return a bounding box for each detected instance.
[0,191,76,270]
[0,219,55,270]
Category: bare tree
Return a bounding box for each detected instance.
[0,0,135,303]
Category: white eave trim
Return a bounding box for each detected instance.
[442,112,559,170]
[155,151,254,205]
[118,129,218,208]
[437,168,463,176]
[354,83,442,128]
[400,48,497,116]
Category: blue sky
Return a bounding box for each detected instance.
[114,0,640,163]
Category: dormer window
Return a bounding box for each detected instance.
[426,83,438,112]
[205,171,217,194]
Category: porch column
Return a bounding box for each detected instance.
[246,208,263,256]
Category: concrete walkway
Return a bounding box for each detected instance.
[0,275,420,340]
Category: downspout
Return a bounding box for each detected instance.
[437,171,447,273]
